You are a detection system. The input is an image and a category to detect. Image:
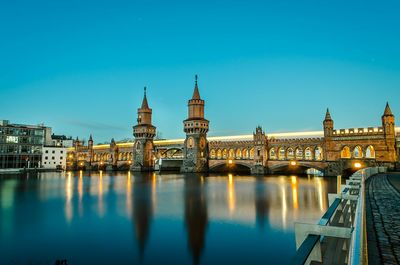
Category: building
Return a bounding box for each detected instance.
[0,120,52,169]
[51,134,73,148]
[41,146,67,170]
[41,134,73,170]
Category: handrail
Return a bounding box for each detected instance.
[291,167,386,265]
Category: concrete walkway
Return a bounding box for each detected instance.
[366,173,400,265]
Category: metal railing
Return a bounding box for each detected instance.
[291,167,387,265]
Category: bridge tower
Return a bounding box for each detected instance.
[88,134,94,169]
[323,109,339,175]
[107,138,119,171]
[251,126,268,175]
[131,87,157,172]
[181,75,209,173]
[382,102,397,162]
[323,109,335,161]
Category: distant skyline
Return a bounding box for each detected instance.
[1,0,399,143]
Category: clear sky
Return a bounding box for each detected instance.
[1,0,399,143]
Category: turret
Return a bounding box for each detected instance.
[382,102,395,136]
[181,75,209,173]
[323,108,334,137]
[132,87,157,171]
[137,87,152,126]
[88,134,93,149]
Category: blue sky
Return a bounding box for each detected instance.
[1,0,399,143]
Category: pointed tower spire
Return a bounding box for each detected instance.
[383,102,393,116]
[141,87,149,109]
[325,108,332,120]
[192,75,201,100]
[89,134,93,141]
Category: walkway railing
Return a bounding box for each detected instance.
[291,167,387,265]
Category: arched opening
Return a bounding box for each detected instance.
[210,149,216,159]
[222,149,228,159]
[269,148,276,160]
[210,162,251,174]
[270,163,325,175]
[341,146,351,159]
[353,146,363,158]
[249,148,255,159]
[217,149,222,159]
[314,147,323,161]
[278,147,286,160]
[295,148,303,160]
[287,148,294,160]
[229,149,235,159]
[365,146,375,159]
[242,149,249,159]
[304,147,313,160]
[236,149,242,159]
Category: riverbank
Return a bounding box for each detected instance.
[0,168,63,175]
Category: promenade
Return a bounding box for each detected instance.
[366,173,400,264]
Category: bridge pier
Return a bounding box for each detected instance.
[251,165,268,175]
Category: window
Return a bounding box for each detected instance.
[60,157,63,160]
[341,146,351,159]
[366,146,375,159]
[353,146,363,158]
[45,156,48,160]
[52,157,55,160]
[269,148,276,159]
[314,147,323,161]
[60,151,64,154]
[45,150,49,154]
[52,150,55,154]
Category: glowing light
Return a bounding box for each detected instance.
[228,159,233,164]
[79,162,84,166]
[354,162,362,169]
[290,161,297,166]
[128,160,132,165]
[291,176,297,185]
[100,161,104,165]
[227,174,235,213]
[291,176,298,210]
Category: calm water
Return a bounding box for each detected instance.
[0,172,338,265]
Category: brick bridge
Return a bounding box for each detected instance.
[67,77,399,176]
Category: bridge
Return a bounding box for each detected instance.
[66,77,400,176]
[67,125,400,176]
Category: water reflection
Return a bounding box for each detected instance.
[184,175,208,264]
[0,173,336,265]
[132,173,154,259]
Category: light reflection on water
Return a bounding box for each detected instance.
[0,172,338,265]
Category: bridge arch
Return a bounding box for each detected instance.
[268,161,327,174]
[209,160,253,173]
[160,148,184,159]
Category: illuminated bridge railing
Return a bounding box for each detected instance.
[291,167,387,265]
